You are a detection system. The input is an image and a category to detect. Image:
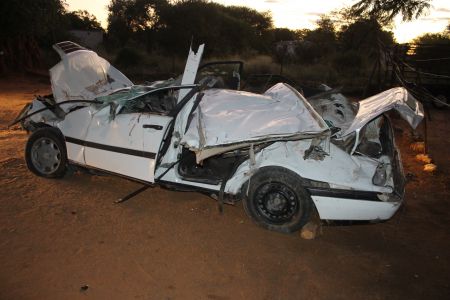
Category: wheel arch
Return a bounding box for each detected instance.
[29,126,67,150]
[237,164,323,217]
[234,160,326,195]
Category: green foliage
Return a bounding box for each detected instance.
[349,0,432,25]
[115,47,144,67]
[0,1,103,45]
[303,16,337,58]
[414,32,450,44]
[0,0,70,71]
[279,16,338,65]
[65,10,103,31]
[412,31,450,76]
[156,1,273,55]
[0,0,439,93]
[0,0,67,44]
[339,18,394,54]
[332,50,363,73]
[106,0,273,55]
[107,0,167,45]
[270,28,299,42]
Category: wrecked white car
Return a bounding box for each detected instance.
[11,41,424,233]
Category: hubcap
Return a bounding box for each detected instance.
[254,182,299,224]
[31,137,61,174]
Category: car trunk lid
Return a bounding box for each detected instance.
[50,41,133,103]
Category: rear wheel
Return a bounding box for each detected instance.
[243,167,312,233]
[25,127,67,178]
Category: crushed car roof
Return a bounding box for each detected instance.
[182,83,330,161]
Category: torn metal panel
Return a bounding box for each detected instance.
[303,138,329,161]
[308,89,356,138]
[177,44,205,103]
[343,87,424,136]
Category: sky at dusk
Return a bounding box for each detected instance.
[66,0,450,43]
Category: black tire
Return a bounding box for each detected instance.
[25,127,67,178]
[243,167,312,233]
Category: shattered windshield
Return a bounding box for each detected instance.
[95,78,180,112]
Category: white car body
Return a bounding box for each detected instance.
[14,42,424,232]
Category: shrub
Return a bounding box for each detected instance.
[332,51,363,74]
[114,47,143,67]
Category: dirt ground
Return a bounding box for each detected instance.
[0,76,449,300]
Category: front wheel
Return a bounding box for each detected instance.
[25,127,67,178]
[243,167,312,233]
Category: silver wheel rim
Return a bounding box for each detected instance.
[31,137,61,174]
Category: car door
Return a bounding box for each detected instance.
[196,61,243,90]
[83,100,172,183]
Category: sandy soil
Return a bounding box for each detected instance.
[0,76,449,300]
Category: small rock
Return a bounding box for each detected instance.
[410,142,425,153]
[423,163,437,173]
[415,154,432,164]
[300,221,321,240]
[80,285,89,292]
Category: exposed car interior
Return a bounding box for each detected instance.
[120,89,178,115]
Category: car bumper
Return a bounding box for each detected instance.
[311,195,402,221]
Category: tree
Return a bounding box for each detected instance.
[65,10,103,31]
[294,16,338,63]
[224,6,273,36]
[306,16,337,52]
[0,0,67,43]
[0,0,67,72]
[270,28,298,42]
[349,0,432,25]
[412,30,450,76]
[339,18,394,53]
[107,0,167,45]
[155,1,274,56]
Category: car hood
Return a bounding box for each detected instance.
[50,42,133,103]
[181,83,329,162]
[342,87,424,136]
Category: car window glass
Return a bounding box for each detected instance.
[196,63,241,90]
[120,89,178,115]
